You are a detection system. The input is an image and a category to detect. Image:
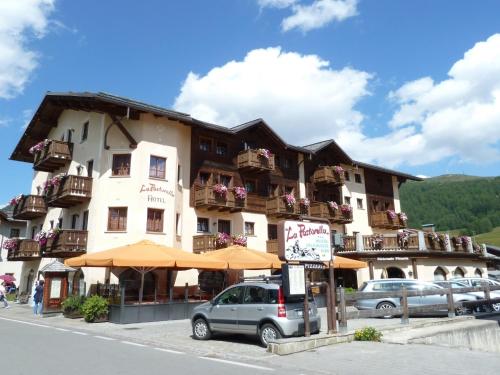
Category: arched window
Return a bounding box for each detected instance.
[474,268,482,278]
[434,267,447,281]
[386,267,405,279]
[453,267,465,278]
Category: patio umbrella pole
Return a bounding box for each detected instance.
[329,262,337,333]
[132,267,156,304]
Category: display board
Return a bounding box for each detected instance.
[281,264,305,296]
[278,220,332,262]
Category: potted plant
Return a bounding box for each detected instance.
[371,234,384,250]
[233,186,247,200]
[10,194,23,207]
[232,234,247,247]
[256,148,272,160]
[2,238,19,251]
[215,232,230,249]
[327,201,339,211]
[283,193,296,211]
[81,295,109,323]
[213,183,228,200]
[62,295,86,319]
[340,204,352,217]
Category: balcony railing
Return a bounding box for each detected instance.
[237,149,275,172]
[33,139,72,172]
[370,211,407,229]
[12,195,47,220]
[266,196,308,217]
[43,230,87,258]
[424,235,447,251]
[266,239,278,255]
[245,194,267,214]
[311,166,344,185]
[7,239,41,261]
[309,202,353,223]
[194,185,243,211]
[192,234,231,254]
[46,175,92,208]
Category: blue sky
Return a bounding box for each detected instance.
[1,0,500,203]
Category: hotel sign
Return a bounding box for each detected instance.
[278,221,332,262]
[139,183,174,203]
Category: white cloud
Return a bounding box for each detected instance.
[0,0,55,99]
[282,0,358,32]
[258,0,297,9]
[174,47,372,144]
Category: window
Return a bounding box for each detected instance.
[71,214,79,229]
[36,186,42,195]
[112,154,131,176]
[216,287,243,305]
[355,173,362,183]
[147,209,164,233]
[108,207,127,231]
[215,142,227,156]
[58,218,63,229]
[81,121,89,142]
[268,224,278,240]
[218,220,231,234]
[50,220,54,229]
[357,198,363,209]
[76,165,83,176]
[66,129,73,143]
[199,137,211,152]
[245,222,255,236]
[268,184,279,197]
[344,196,351,205]
[219,175,232,187]
[244,179,257,193]
[9,228,20,238]
[177,164,181,183]
[344,171,350,181]
[31,227,36,240]
[82,211,89,230]
[87,160,94,178]
[175,213,181,236]
[284,159,291,169]
[149,155,166,179]
[243,286,266,304]
[199,172,210,185]
[197,218,209,233]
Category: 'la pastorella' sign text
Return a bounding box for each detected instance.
[278,221,332,262]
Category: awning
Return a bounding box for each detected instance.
[65,240,226,270]
[332,256,367,269]
[200,245,283,270]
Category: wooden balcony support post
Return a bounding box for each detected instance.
[418,231,426,251]
[444,234,452,252]
[355,232,364,251]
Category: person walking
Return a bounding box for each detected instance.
[0,282,10,309]
[33,280,44,315]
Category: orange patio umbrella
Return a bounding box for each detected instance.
[331,255,367,269]
[200,245,283,270]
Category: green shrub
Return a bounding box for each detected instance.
[344,287,356,294]
[81,295,108,323]
[61,295,86,314]
[354,327,383,342]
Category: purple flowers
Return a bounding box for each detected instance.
[232,235,247,247]
[333,165,344,175]
[3,238,19,250]
[233,186,247,200]
[10,194,23,206]
[398,230,410,248]
[35,228,60,247]
[256,148,272,160]
[283,193,296,208]
[340,204,352,214]
[216,232,231,246]
[386,210,397,220]
[43,174,66,195]
[299,198,310,208]
[371,234,384,249]
[28,139,49,155]
[213,183,228,197]
[399,212,408,222]
[327,201,339,210]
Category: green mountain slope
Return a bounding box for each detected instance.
[399,174,500,235]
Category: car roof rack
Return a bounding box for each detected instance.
[241,275,282,284]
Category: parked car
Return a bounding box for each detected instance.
[433,280,499,312]
[190,279,321,347]
[450,277,500,312]
[355,279,481,317]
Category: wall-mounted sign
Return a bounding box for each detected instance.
[282,264,305,296]
[139,183,174,203]
[50,278,61,299]
[278,221,332,262]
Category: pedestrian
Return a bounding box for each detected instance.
[0,282,10,309]
[33,280,44,315]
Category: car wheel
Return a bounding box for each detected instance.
[192,318,212,340]
[491,303,500,312]
[259,323,282,347]
[376,301,396,319]
[455,301,472,316]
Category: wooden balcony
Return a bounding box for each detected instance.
[193,185,245,211]
[311,166,344,185]
[33,140,72,172]
[424,235,446,251]
[237,149,275,172]
[12,195,47,220]
[266,239,278,255]
[46,175,92,208]
[7,239,41,261]
[266,196,307,217]
[192,234,230,254]
[370,211,407,229]
[245,194,267,214]
[43,230,87,258]
[310,202,353,223]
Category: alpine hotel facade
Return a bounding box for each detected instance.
[4,92,489,298]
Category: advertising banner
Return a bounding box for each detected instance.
[278,220,332,262]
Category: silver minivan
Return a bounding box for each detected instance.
[355,279,481,317]
[191,280,321,346]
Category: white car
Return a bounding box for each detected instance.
[450,278,500,312]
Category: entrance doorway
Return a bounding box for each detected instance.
[434,267,447,281]
[386,267,405,279]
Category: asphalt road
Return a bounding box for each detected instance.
[0,317,283,375]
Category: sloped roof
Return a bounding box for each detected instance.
[353,160,423,181]
[39,260,76,274]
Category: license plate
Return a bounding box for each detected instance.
[297,309,312,317]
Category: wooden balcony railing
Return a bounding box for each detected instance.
[237,149,275,172]
[46,175,92,208]
[33,139,72,172]
[12,195,47,220]
[342,236,356,252]
[266,196,307,217]
[266,239,278,255]
[309,202,353,223]
[43,230,87,258]
[245,194,267,214]
[311,166,344,185]
[192,234,231,254]
[194,185,241,211]
[424,235,446,251]
[7,239,41,261]
[370,211,407,229]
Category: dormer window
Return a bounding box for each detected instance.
[199,138,211,152]
[216,142,227,156]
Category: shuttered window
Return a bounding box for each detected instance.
[147,209,164,233]
[108,207,127,231]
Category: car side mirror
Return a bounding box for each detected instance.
[210,298,216,305]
